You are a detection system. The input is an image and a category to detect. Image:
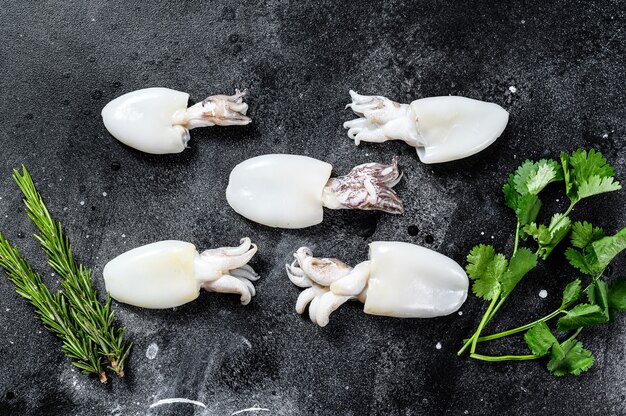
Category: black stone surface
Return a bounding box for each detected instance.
[1,1,626,415]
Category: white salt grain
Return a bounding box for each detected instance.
[509,86,517,93]
[146,343,159,359]
[539,290,548,299]
[435,342,442,350]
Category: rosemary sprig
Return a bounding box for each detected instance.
[0,234,107,383]
[12,166,131,377]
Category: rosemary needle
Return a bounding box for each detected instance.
[13,166,131,377]
[0,234,107,383]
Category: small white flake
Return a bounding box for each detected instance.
[435,342,442,350]
[480,231,485,236]
[602,133,609,139]
[102,192,107,197]
[9,341,14,344]
[521,20,525,24]
[146,343,159,359]
[122,234,126,238]
[509,86,517,93]
[5,308,9,312]
[539,289,548,299]
[491,235,495,239]
[80,201,85,206]
[458,311,463,316]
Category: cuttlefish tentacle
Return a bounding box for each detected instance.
[184,89,251,129]
[201,274,255,305]
[287,247,371,327]
[322,158,404,214]
[199,238,258,273]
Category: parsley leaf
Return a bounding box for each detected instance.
[570,221,604,249]
[557,304,607,331]
[513,159,562,195]
[577,176,621,199]
[561,279,582,309]
[466,245,508,300]
[516,194,542,226]
[502,175,519,211]
[547,339,594,376]
[524,322,558,356]
[608,277,626,312]
[569,148,615,182]
[565,248,594,275]
[564,149,621,203]
[524,214,571,259]
[589,226,626,272]
[500,248,537,296]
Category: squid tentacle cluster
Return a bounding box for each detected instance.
[343,90,509,164]
[321,157,403,214]
[286,242,469,327]
[103,238,260,309]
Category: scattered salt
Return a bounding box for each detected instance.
[80,201,85,206]
[602,133,609,139]
[481,231,485,236]
[102,192,107,197]
[539,290,548,299]
[435,342,442,350]
[146,343,159,359]
[509,86,517,93]
[121,234,126,238]
[458,311,463,316]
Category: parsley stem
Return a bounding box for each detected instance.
[470,290,501,354]
[513,220,520,254]
[470,353,539,362]
[564,327,583,344]
[473,308,564,343]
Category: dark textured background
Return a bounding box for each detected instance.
[1,1,626,415]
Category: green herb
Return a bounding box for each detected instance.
[0,235,106,382]
[0,166,131,382]
[458,149,626,376]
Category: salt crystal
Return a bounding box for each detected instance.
[102,192,107,197]
[539,290,548,299]
[146,343,159,359]
[435,342,442,350]
[80,201,85,206]
[509,86,517,93]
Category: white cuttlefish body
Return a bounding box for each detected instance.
[103,238,259,308]
[101,87,251,154]
[344,90,509,163]
[226,154,404,229]
[286,242,469,327]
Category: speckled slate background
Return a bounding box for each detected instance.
[1,1,626,415]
